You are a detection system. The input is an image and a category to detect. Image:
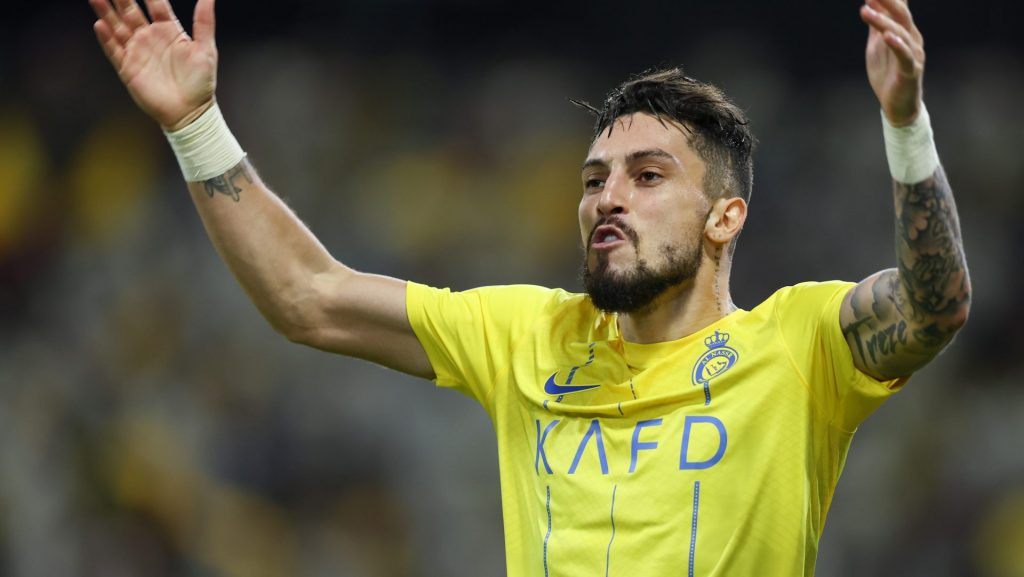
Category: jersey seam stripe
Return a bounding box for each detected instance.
[605,484,618,577]
[544,485,552,577]
[688,480,700,577]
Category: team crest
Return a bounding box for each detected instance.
[691,330,739,406]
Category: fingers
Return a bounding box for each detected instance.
[143,0,177,22]
[865,0,922,45]
[882,31,918,75]
[870,0,915,32]
[192,0,216,49]
[112,0,149,30]
[93,19,125,69]
[861,4,920,56]
[89,0,133,44]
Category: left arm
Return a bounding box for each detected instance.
[841,166,970,380]
[840,0,972,381]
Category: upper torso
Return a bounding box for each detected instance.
[407,281,903,577]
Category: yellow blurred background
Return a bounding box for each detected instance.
[1,1,1022,576]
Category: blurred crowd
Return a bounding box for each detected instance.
[1,2,1023,576]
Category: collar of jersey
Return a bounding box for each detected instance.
[616,308,747,370]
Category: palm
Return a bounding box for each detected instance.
[91,0,218,130]
[120,23,215,128]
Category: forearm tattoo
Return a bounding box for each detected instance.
[202,161,252,202]
[842,166,971,377]
[894,167,969,325]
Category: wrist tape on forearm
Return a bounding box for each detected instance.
[164,103,246,182]
[881,103,939,184]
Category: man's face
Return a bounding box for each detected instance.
[579,112,710,313]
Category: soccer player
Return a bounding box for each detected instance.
[89,0,970,574]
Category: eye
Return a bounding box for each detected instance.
[584,178,605,191]
[638,170,662,184]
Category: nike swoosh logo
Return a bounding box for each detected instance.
[544,372,601,395]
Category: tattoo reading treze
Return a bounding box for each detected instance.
[846,317,908,366]
[202,163,252,202]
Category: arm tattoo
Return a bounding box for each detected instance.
[845,314,909,369]
[841,166,971,378]
[894,167,969,321]
[202,162,253,202]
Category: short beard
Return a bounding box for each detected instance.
[582,236,702,314]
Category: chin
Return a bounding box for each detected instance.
[589,251,635,275]
[581,242,702,314]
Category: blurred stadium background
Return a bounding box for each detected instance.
[1,0,1022,575]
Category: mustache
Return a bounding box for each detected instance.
[587,216,639,250]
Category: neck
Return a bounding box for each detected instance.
[617,246,736,343]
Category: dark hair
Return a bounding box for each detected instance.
[574,67,756,204]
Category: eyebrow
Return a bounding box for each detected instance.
[581,148,680,171]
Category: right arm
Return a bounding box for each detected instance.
[89,0,434,378]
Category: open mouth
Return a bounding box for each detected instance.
[590,224,628,250]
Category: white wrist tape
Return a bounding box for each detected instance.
[881,103,939,184]
[164,103,246,182]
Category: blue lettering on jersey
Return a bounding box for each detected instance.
[536,419,560,474]
[679,416,727,470]
[629,419,663,473]
[532,415,728,476]
[568,419,609,475]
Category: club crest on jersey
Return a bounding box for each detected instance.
[691,330,738,406]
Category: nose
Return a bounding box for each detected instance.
[596,173,630,217]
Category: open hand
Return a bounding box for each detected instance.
[90,0,218,131]
[860,0,924,127]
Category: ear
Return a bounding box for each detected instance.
[703,196,747,247]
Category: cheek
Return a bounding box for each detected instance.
[578,199,592,242]
[649,206,706,250]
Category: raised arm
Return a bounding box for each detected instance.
[89,0,434,378]
[840,0,971,380]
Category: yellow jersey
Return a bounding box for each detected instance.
[406,280,905,577]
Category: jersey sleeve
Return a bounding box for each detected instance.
[773,281,908,432]
[406,282,558,411]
